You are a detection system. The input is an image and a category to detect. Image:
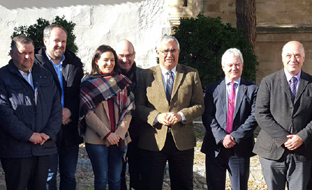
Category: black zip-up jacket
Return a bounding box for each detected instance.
[35,48,83,147]
[0,60,62,158]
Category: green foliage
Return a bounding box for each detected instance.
[11,16,78,54]
[173,14,258,88]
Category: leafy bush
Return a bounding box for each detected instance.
[173,14,257,88]
[11,16,78,54]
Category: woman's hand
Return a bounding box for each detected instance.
[106,133,120,145]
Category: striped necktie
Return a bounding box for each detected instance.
[166,71,174,102]
[289,77,298,100]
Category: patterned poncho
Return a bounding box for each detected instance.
[79,72,135,147]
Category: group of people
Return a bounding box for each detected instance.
[202,40,312,190]
[0,23,312,190]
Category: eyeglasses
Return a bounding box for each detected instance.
[118,53,134,59]
[158,49,178,55]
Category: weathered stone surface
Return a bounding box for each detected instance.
[0,0,170,71]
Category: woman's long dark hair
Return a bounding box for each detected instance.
[91,45,121,75]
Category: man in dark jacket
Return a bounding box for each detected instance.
[201,48,258,190]
[35,24,83,190]
[116,39,142,190]
[0,35,62,190]
[254,41,312,190]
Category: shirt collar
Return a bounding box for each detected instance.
[159,64,177,76]
[225,77,241,86]
[19,69,32,76]
[45,51,65,66]
[284,68,301,82]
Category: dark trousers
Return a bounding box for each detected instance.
[141,132,194,190]
[307,164,312,189]
[128,134,143,190]
[46,144,79,190]
[120,137,143,190]
[205,148,250,190]
[260,154,311,190]
[1,156,51,190]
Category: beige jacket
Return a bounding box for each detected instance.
[84,101,132,145]
[136,64,204,151]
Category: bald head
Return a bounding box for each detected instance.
[282,41,305,76]
[116,40,136,73]
[282,41,305,57]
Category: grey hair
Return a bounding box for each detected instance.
[157,35,180,50]
[43,24,67,39]
[221,48,244,65]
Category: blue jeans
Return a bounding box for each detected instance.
[46,144,79,190]
[86,143,124,190]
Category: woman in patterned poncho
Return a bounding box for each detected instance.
[79,45,135,190]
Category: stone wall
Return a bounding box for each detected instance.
[2,0,312,82]
[185,0,312,83]
[201,0,312,26]
[202,0,236,26]
[0,0,171,71]
[255,27,312,84]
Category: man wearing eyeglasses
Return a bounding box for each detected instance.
[116,39,143,190]
[135,35,204,190]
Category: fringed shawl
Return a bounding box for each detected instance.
[79,72,135,147]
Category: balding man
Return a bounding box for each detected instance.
[254,41,312,190]
[116,40,143,190]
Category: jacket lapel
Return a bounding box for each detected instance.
[171,64,184,102]
[279,70,293,103]
[234,81,246,118]
[218,79,227,127]
[153,66,169,106]
[295,71,309,104]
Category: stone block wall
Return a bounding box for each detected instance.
[183,0,312,83]
[0,0,171,72]
[201,0,312,26]
[202,0,236,25]
[255,27,312,84]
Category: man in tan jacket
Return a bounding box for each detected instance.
[136,35,204,190]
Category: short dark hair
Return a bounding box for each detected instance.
[11,34,34,52]
[43,24,68,39]
[91,45,121,75]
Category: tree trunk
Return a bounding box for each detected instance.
[236,0,256,51]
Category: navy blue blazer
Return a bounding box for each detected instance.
[201,79,258,158]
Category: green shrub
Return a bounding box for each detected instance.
[173,14,257,88]
[11,16,78,54]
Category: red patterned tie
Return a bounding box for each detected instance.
[226,82,236,133]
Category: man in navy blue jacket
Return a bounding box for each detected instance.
[0,35,62,190]
[201,48,258,190]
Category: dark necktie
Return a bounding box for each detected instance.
[226,82,236,133]
[166,71,174,102]
[289,77,298,100]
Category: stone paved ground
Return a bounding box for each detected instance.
[0,124,267,190]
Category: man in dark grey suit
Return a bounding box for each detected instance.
[201,48,258,190]
[254,41,312,190]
